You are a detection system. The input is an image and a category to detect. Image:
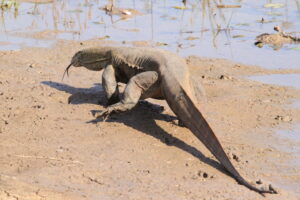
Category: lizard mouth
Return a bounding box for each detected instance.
[61,63,72,81]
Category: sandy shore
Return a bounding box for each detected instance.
[0,39,300,200]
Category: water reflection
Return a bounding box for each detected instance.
[0,0,300,69]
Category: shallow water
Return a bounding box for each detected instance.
[250,73,300,108]
[274,125,300,194]
[0,0,300,69]
[277,125,300,151]
[275,125,300,164]
[249,74,300,89]
[250,74,300,190]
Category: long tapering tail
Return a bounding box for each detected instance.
[160,66,275,195]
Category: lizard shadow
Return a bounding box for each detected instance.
[103,106,226,174]
[41,81,106,105]
[42,81,229,177]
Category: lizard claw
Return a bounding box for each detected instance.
[93,108,113,121]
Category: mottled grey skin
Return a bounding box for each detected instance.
[66,46,276,195]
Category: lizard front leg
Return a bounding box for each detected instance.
[102,64,120,105]
[95,71,159,119]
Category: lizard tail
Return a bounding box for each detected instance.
[160,66,275,195]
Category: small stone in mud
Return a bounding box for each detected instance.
[282,116,292,122]
[274,115,292,122]
[28,63,35,68]
[232,153,240,162]
[275,115,282,120]
[219,75,233,80]
[197,170,209,178]
[33,105,42,109]
[256,179,263,184]
[197,170,202,176]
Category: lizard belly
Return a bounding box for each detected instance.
[115,64,143,84]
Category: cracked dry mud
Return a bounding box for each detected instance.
[0,39,300,200]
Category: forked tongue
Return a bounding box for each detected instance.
[61,63,72,81]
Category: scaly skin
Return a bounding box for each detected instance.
[65,46,276,195]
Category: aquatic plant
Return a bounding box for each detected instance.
[0,0,19,10]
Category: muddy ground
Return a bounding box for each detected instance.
[0,39,300,200]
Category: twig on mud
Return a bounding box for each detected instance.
[14,155,84,165]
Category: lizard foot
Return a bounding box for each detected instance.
[93,108,114,121]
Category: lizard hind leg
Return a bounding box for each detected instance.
[95,71,160,120]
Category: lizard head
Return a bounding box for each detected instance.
[62,48,111,81]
